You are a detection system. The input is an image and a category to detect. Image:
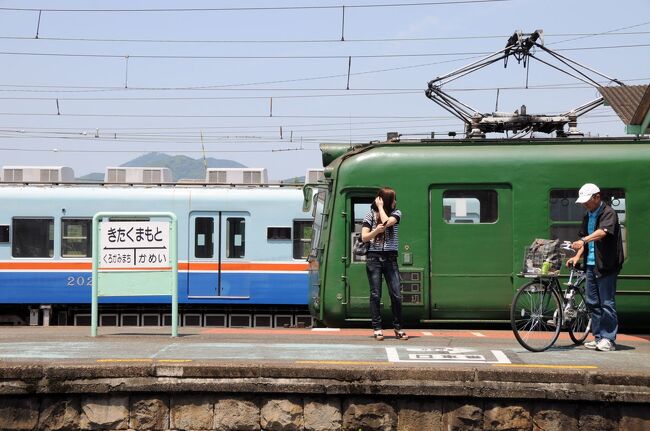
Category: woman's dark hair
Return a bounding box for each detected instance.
[371,187,396,214]
[371,187,396,240]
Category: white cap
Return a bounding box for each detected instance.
[576,183,600,203]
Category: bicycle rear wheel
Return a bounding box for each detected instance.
[511,280,562,352]
[568,289,591,345]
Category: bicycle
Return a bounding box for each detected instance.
[510,242,592,352]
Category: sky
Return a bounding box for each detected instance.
[0,0,648,180]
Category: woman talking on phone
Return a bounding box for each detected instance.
[361,187,407,341]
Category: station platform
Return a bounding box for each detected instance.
[1,326,649,372]
[1,326,649,430]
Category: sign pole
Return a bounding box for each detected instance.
[91,215,100,337]
[170,217,178,337]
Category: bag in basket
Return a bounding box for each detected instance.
[523,238,561,274]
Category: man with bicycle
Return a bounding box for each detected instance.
[567,183,624,352]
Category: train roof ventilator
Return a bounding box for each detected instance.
[425,29,626,139]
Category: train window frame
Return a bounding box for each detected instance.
[292,219,313,259]
[61,218,92,258]
[549,188,627,258]
[351,195,376,263]
[226,217,245,258]
[309,189,328,259]
[442,190,498,224]
[267,227,291,241]
[0,225,9,243]
[11,217,54,258]
[194,217,214,259]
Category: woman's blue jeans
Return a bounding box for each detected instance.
[366,253,403,331]
[586,266,618,343]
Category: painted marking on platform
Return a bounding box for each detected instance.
[203,328,362,336]
[493,364,598,369]
[296,360,388,365]
[492,350,509,363]
[197,328,649,343]
[96,358,193,363]
[386,347,511,364]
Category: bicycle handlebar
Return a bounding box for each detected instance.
[560,240,574,252]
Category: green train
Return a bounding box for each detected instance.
[305,137,650,328]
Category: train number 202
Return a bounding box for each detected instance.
[67,275,92,287]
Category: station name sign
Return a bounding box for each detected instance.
[99,221,170,270]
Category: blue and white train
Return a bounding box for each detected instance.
[0,180,314,327]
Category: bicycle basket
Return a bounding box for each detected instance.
[523,238,561,275]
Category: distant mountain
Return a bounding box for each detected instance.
[76,172,105,182]
[77,152,246,181]
[280,176,306,184]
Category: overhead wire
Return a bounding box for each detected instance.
[1,31,648,45]
[0,111,620,141]
[548,21,650,45]
[0,101,621,118]
[0,112,622,155]
[0,14,643,149]
[0,1,512,13]
[0,128,456,139]
[0,53,487,93]
[0,145,320,154]
[0,43,648,59]
[3,26,647,96]
[0,122,623,154]
[0,112,439,119]
[0,117,457,131]
[1,53,647,95]
[1,77,648,101]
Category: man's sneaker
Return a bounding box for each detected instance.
[596,338,616,352]
[584,340,598,350]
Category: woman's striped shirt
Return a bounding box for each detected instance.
[362,209,401,252]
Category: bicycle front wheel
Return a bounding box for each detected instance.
[511,280,562,352]
[568,289,592,345]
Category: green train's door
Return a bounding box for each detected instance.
[429,185,513,319]
[344,193,426,322]
[344,195,375,319]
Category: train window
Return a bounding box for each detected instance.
[61,218,92,258]
[293,220,313,259]
[550,188,627,257]
[309,190,328,259]
[195,217,214,258]
[0,225,8,243]
[227,217,245,258]
[12,218,54,258]
[351,197,375,263]
[442,190,498,224]
[267,227,291,240]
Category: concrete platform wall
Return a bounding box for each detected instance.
[1,363,649,430]
[2,393,650,431]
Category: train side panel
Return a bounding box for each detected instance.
[314,139,650,328]
[0,186,310,309]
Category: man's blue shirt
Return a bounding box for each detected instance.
[587,202,604,266]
